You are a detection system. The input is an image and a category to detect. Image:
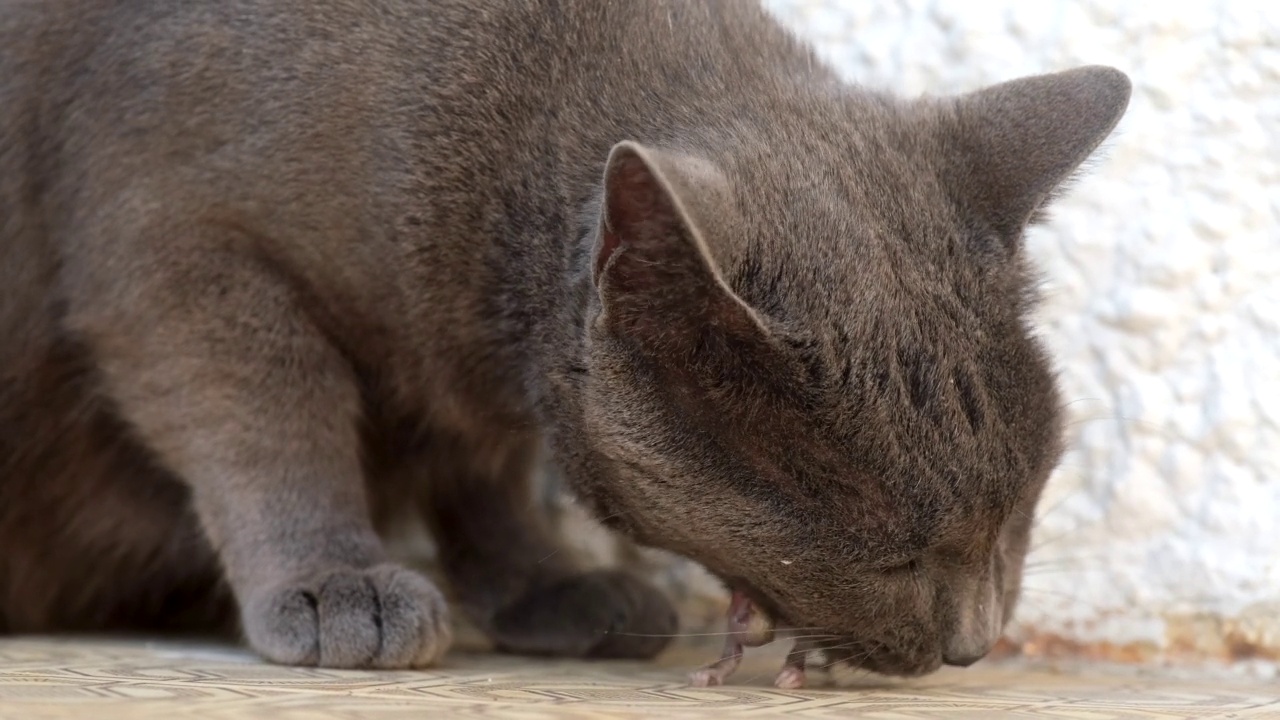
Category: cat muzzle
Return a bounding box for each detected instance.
[941,578,1004,667]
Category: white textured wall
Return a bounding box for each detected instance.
[763,0,1280,664]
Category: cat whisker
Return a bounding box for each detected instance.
[1028,523,1095,553]
[1017,586,1129,614]
[1022,554,1113,570]
[1059,397,1106,413]
[609,626,829,640]
[811,642,884,675]
[610,630,743,639]
[1029,491,1084,530]
[781,632,845,644]
[1023,557,1109,567]
[1020,584,1228,616]
[1061,413,1188,443]
[1018,558,1111,573]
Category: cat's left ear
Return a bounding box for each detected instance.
[942,65,1131,241]
[591,141,770,354]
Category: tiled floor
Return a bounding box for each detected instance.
[0,637,1276,719]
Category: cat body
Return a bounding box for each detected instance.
[0,0,1129,673]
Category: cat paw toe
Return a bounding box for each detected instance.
[243,563,451,669]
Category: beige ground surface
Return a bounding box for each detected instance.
[1,636,1277,719]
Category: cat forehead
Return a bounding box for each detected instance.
[722,173,996,329]
[718,122,968,266]
[724,101,945,207]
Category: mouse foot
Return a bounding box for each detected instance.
[773,665,806,689]
[689,650,741,687]
[688,636,744,687]
[773,642,810,689]
[689,666,728,687]
[690,589,773,687]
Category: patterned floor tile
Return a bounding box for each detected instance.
[0,637,1275,719]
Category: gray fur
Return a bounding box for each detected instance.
[0,0,1130,673]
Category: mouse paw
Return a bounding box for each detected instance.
[773,665,806,689]
[689,666,729,687]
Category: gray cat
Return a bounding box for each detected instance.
[0,0,1130,675]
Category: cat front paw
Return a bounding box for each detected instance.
[242,563,451,668]
[490,569,677,659]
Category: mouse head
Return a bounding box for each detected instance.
[558,67,1130,676]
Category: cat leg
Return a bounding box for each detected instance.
[423,437,677,659]
[69,240,450,668]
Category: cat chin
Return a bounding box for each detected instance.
[841,649,945,678]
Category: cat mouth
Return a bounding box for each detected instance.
[720,577,788,630]
[720,579,944,678]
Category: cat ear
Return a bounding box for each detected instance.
[591,141,768,351]
[944,65,1131,241]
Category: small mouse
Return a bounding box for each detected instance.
[690,590,813,689]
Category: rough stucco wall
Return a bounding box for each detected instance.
[758,0,1280,667]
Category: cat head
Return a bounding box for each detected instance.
[563,66,1130,675]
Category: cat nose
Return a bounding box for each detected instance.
[942,649,987,667]
[942,575,1003,668]
[942,632,997,668]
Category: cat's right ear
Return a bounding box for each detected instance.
[591,142,769,354]
[943,65,1131,243]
